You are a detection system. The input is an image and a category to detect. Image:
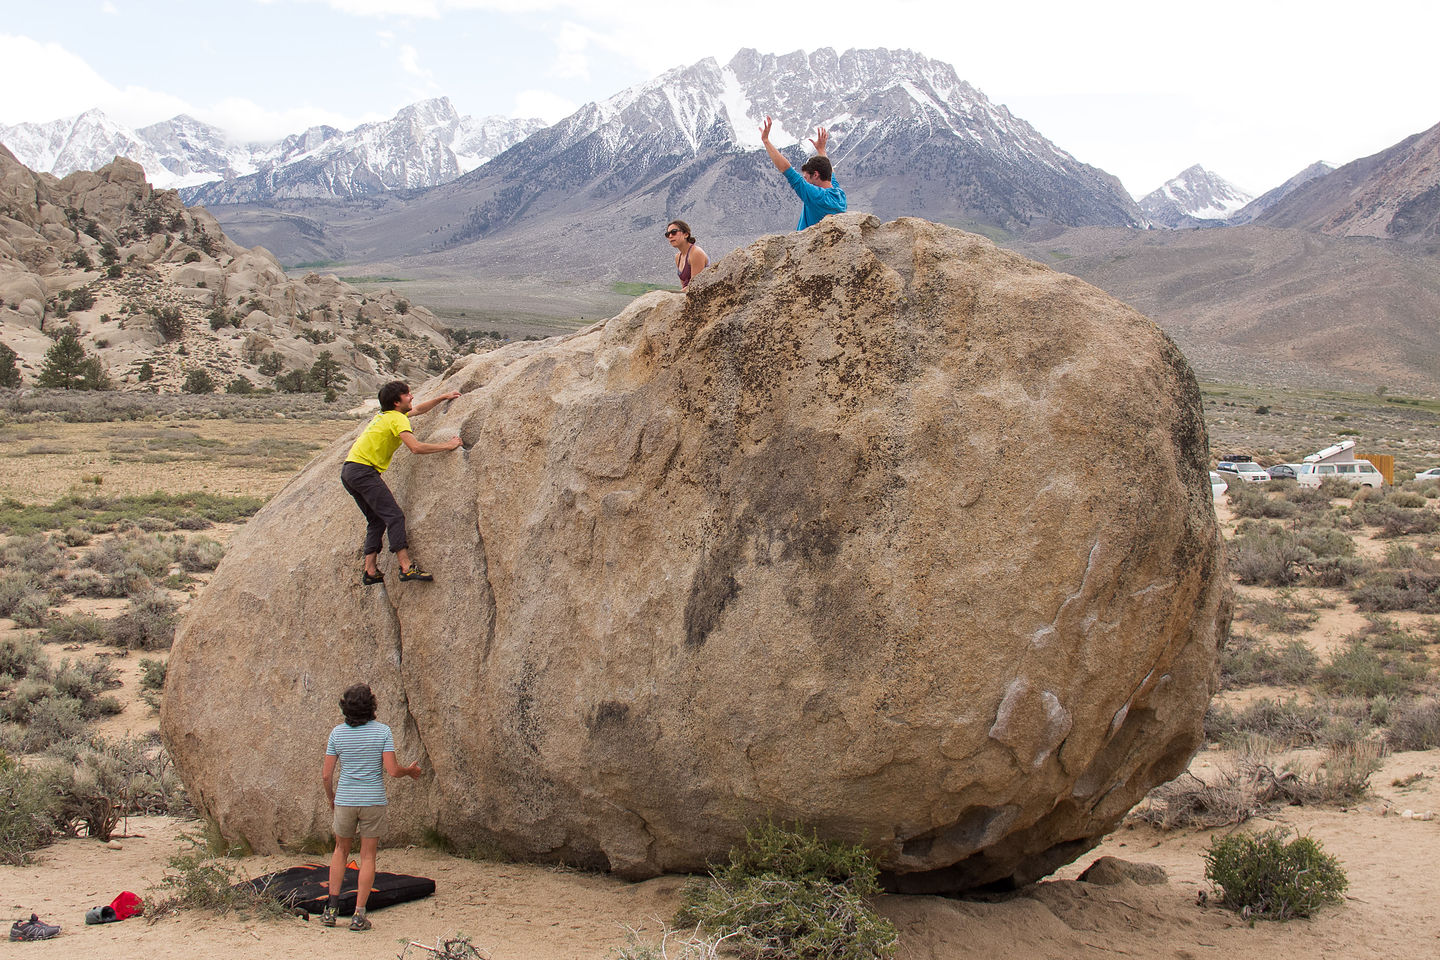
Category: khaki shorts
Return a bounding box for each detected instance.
[333,804,387,839]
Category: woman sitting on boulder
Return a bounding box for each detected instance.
[666,220,708,290]
[320,683,422,931]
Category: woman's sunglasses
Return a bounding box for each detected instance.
[664,228,681,237]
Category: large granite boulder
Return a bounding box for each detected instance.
[162,214,1229,892]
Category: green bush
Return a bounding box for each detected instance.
[0,634,45,680]
[177,537,224,572]
[1220,637,1319,688]
[183,369,216,395]
[1319,641,1427,698]
[0,758,62,865]
[1227,484,1297,519]
[110,591,177,650]
[1204,827,1346,921]
[43,613,115,646]
[675,822,897,960]
[148,836,289,918]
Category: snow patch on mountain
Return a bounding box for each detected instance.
[0,99,544,200]
[1139,165,1253,227]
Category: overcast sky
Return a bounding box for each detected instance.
[2,0,1436,199]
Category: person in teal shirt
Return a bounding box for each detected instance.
[759,117,847,231]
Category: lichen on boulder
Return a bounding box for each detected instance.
[163,213,1229,892]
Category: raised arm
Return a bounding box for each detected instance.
[759,116,791,173]
[400,431,463,455]
[409,390,459,417]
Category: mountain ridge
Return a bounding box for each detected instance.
[0,99,545,201]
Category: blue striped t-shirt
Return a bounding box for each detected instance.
[326,720,394,806]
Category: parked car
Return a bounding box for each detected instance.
[1415,467,1440,483]
[1216,461,1271,483]
[1266,463,1300,480]
[1210,471,1228,500]
[1296,460,1385,488]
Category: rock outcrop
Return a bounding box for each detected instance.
[0,148,457,393]
[163,213,1229,891]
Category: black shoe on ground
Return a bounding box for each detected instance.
[362,570,385,586]
[10,914,60,941]
[398,564,433,582]
[349,912,372,931]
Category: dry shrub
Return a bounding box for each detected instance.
[1135,742,1380,830]
[1219,636,1319,688]
[110,591,177,650]
[1386,699,1440,751]
[1318,640,1428,697]
[177,536,224,572]
[1227,484,1297,520]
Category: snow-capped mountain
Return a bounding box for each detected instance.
[435,46,1144,252]
[0,109,235,190]
[0,99,545,200]
[1138,165,1253,228]
[182,98,546,205]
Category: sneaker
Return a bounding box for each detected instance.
[10,914,60,941]
[348,912,372,932]
[362,570,384,586]
[319,904,337,928]
[398,564,433,582]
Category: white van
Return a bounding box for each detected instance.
[1296,460,1385,488]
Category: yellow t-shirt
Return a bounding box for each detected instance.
[345,410,412,472]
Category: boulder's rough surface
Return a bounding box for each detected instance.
[163,214,1229,891]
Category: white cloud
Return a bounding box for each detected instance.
[101,2,119,14]
[196,96,378,143]
[512,89,576,124]
[0,34,188,127]
[398,43,436,84]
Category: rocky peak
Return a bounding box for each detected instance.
[1139,165,1253,227]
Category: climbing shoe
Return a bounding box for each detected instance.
[10,914,60,941]
[362,570,385,586]
[319,904,337,927]
[349,912,372,932]
[398,564,433,582]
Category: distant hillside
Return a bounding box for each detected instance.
[1228,161,1333,224]
[1028,224,1440,392]
[1256,120,1440,244]
[0,148,468,395]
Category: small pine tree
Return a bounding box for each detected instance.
[0,343,21,388]
[37,334,109,390]
[183,369,215,394]
[137,362,154,382]
[308,350,348,391]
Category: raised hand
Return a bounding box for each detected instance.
[809,126,829,155]
[759,115,774,142]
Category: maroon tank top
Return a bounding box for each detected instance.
[677,246,693,287]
